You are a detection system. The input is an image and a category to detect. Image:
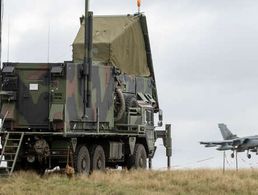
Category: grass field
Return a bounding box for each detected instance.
[0,169,258,195]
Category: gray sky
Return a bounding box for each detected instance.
[2,0,258,169]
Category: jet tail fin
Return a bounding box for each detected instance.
[218,123,238,140]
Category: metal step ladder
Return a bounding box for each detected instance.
[0,132,24,176]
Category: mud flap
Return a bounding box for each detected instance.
[49,104,64,122]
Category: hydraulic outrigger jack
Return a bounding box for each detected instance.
[166,124,172,169]
[155,124,172,170]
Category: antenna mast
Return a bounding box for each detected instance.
[83,0,93,117]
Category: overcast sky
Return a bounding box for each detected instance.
[2,0,258,170]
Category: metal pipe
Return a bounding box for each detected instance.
[84,0,89,75]
[223,151,225,173]
[83,0,89,118]
[167,157,171,170]
[148,158,152,170]
[235,151,238,172]
[83,0,93,118]
[86,11,93,108]
[166,124,172,170]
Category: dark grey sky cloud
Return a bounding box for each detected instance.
[2,0,258,169]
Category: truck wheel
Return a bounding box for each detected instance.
[74,145,90,175]
[91,145,106,171]
[127,144,147,169]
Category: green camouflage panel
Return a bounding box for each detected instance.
[73,15,150,76]
[65,63,114,131]
[1,63,50,129]
[0,62,115,132]
[64,63,83,131]
[90,64,114,127]
[49,64,66,131]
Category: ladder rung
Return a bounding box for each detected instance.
[0,132,24,176]
[5,146,18,148]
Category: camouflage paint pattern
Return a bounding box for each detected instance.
[0,62,116,132]
[64,63,83,131]
[0,12,172,172]
[0,61,157,132]
[1,63,50,129]
[65,63,114,131]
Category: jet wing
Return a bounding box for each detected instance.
[200,140,234,150]
[200,140,233,146]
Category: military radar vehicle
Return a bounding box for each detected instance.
[0,0,171,175]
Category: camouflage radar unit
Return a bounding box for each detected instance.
[0,0,172,175]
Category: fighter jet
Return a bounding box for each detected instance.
[200,123,258,159]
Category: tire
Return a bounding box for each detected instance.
[127,144,147,170]
[114,88,125,122]
[125,95,138,111]
[74,145,90,175]
[91,145,106,171]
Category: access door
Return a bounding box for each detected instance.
[17,66,49,129]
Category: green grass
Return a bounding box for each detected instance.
[0,169,258,195]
